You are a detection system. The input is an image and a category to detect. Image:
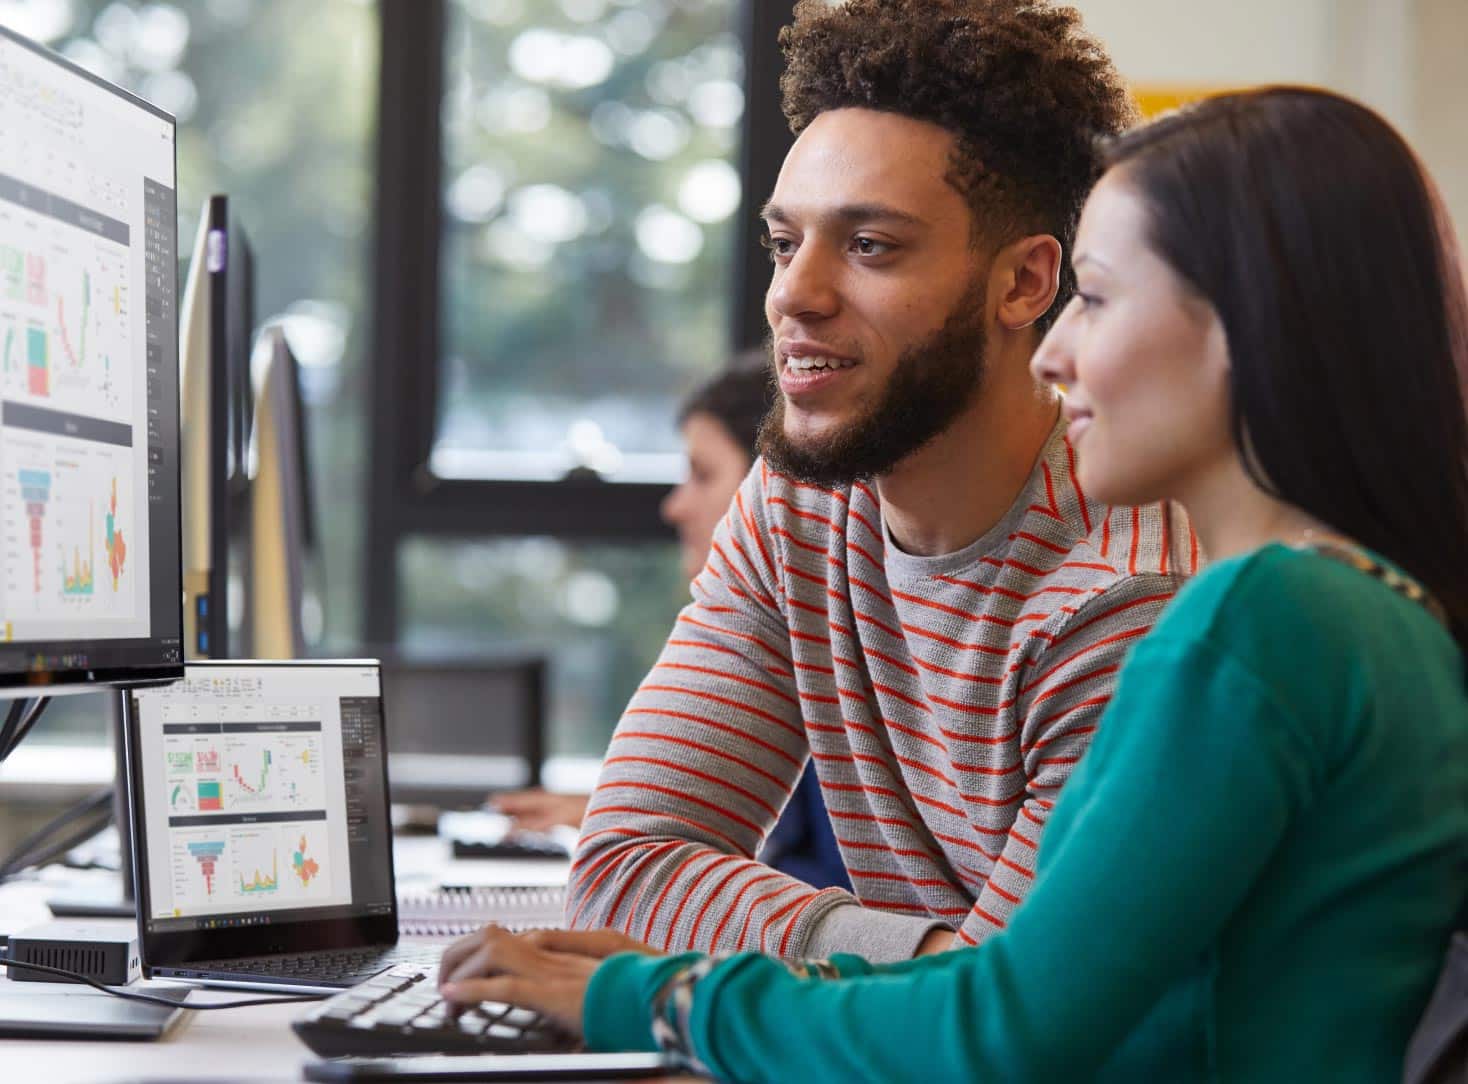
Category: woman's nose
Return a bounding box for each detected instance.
[1030,302,1078,388]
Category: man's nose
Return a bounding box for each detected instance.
[768,242,839,322]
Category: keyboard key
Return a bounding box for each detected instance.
[500,1007,538,1029]
[372,1005,423,1028]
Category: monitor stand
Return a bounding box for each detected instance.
[46,695,135,920]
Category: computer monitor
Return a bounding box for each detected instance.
[243,324,317,659]
[0,25,183,745]
[179,194,254,660]
[382,652,545,806]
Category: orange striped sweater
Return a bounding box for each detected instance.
[569,423,1194,961]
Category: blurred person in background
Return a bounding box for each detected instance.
[495,356,852,890]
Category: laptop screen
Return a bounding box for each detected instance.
[127,661,396,938]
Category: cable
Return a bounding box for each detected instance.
[0,955,327,1009]
[0,807,113,882]
[0,696,51,763]
[0,788,114,883]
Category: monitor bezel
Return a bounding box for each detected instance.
[0,23,185,691]
[124,660,401,967]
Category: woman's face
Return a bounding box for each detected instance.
[660,412,753,581]
[1031,171,1233,508]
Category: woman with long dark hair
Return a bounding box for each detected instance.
[435,87,1468,1082]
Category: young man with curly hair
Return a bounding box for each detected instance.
[488,0,1193,964]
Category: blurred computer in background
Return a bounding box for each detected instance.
[179,198,321,661]
[178,194,253,660]
[382,652,545,807]
[243,323,317,659]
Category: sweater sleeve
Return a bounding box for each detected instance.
[953,573,1181,945]
[583,634,1325,1080]
[568,465,924,958]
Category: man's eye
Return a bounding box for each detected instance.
[759,235,795,261]
[853,237,891,256]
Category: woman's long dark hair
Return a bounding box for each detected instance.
[1104,87,1468,647]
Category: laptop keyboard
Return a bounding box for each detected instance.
[292,966,577,1057]
[190,943,443,986]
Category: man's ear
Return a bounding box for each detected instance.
[993,234,1062,331]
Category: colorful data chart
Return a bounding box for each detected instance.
[238,850,279,895]
[186,839,225,897]
[19,467,48,595]
[232,748,272,795]
[197,779,222,811]
[26,325,46,396]
[169,782,195,812]
[291,835,320,888]
[59,500,94,596]
[104,477,125,588]
[196,748,221,773]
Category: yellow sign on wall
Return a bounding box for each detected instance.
[1130,85,1243,119]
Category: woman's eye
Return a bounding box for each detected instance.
[1075,291,1103,310]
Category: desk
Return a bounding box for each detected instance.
[0,836,575,1084]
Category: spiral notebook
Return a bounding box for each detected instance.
[396,884,567,938]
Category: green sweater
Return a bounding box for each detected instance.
[584,544,1468,1081]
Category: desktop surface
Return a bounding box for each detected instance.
[0,833,576,1082]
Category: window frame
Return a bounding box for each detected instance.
[363,0,796,644]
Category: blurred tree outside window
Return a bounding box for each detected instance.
[5,0,377,741]
[405,0,744,758]
[434,0,742,482]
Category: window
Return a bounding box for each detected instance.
[435,0,744,483]
[369,0,782,757]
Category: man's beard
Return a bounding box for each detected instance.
[757,283,989,488]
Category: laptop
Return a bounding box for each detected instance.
[123,659,441,994]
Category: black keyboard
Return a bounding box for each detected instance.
[184,943,443,987]
[292,967,578,1057]
[449,833,569,860]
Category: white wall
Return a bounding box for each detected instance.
[1072,0,1337,87]
[1070,0,1468,253]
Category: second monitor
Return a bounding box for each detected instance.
[381,653,546,807]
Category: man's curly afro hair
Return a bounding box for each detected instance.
[779,0,1137,329]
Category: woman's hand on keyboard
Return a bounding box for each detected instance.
[437,926,660,1035]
